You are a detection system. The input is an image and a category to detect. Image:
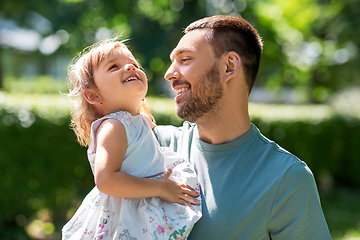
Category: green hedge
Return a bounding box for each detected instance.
[0,92,359,239]
[249,103,360,188]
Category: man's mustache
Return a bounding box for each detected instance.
[172,79,191,89]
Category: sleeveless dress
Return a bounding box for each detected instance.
[62,111,201,240]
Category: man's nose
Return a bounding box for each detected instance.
[164,63,179,82]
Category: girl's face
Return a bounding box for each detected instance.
[92,46,148,116]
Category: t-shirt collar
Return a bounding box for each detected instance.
[194,123,257,152]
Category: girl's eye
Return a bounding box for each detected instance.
[132,63,140,69]
[108,64,119,71]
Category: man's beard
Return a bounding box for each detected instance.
[176,62,223,122]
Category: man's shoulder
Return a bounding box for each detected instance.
[155,121,195,137]
[254,127,300,161]
[154,121,196,148]
[250,125,308,176]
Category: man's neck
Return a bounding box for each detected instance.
[194,70,251,145]
[195,103,251,145]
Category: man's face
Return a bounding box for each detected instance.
[164,30,223,122]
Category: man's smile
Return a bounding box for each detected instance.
[174,87,189,95]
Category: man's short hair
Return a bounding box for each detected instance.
[185,15,263,93]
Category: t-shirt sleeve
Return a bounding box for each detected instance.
[154,125,182,150]
[267,161,332,240]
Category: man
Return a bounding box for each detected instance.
[154,15,332,239]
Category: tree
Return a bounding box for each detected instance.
[0,0,206,95]
[0,0,359,102]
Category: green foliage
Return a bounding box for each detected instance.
[1,0,359,101]
[1,92,360,238]
[321,187,360,240]
[249,102,360,188]
[3,76,69,95]
[252,115,360,187]
[0,109,92,239]
[1,0,205,95]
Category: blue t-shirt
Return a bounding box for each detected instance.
[155,122,331,240]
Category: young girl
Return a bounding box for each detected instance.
[62,38,201,240]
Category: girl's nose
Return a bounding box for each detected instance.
[125,64,136,72]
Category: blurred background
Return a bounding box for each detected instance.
[0,0,359,239]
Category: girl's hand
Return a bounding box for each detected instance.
[158,169,200,206]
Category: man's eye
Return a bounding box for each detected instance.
[181,58,191,63]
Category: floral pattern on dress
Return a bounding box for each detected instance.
[106,111,135,129]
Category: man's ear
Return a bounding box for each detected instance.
[224,51,241,82]
[83,88,102,105]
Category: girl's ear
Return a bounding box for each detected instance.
[223,51,241,83]
[83,88,102,105]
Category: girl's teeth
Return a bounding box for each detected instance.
[126,77,137,82]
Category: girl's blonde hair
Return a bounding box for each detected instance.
[67,37,154,147]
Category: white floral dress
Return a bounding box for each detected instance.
[62,111,201,240]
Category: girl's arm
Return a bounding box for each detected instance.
[94,119,199,206]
